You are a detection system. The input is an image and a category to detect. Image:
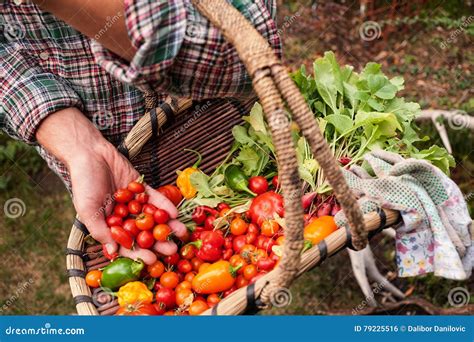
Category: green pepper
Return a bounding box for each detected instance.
[100,258,144,290]
[224,165,256,196]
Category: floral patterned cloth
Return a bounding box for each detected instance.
[335,150,472,280]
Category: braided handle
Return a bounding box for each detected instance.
[191,0,367,305]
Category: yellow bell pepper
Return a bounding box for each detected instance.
[117,281,153,307]
[176,149,202,199]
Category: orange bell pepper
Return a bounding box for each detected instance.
[192,260,241,294]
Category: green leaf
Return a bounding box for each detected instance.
[325,114,353,134]
[361,62,381,77]
[243,103,267,134]
[190,172,214,197]
[367,98,385,111]
[193,197,222,207]
[313,58,339,115]
[232,126,254,146]
[236,147,259,176]
[390,76,405,91]
[374,83,398,100]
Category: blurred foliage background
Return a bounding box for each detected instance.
[0,0,472,314]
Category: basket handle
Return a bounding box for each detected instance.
[119,95,193,160]
[191,0,367,305]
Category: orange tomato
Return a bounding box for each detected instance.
[207,293,221,307]
[153,224,171,242]
[184,272,196,282]
[229,254,247,272]
[303,215,338,245]
[147,261,165,278]
[242,264,258,281]
[176,280,192,292]
[85,269,102,288]
[160,271,180,289]
[276,236,285,246]
[235,275,249,288]
[260,220,279,237]
[230,217,248,236]
[189,300,209,315]
[219,208,231,217]
[239,244,257,262]
[176,289,193,306]
[250,249,267,264]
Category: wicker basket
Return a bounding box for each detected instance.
[67,0,401,316]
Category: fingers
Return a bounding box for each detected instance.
[168,219,187,238]
[145,185,178,218]
[119,246,157,265]
[154,241,178,256]
[78,211,118,255]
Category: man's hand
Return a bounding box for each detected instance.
[36,108,186,264]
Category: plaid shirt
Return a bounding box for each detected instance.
[0,0,280,189]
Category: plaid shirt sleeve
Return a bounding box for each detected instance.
[91,0,281,99]
[0,44,84,144]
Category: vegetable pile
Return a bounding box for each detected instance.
[84,52,454,316]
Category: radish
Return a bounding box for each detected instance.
[301,192,318,211]
[317,202,332,217]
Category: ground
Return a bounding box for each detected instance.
[0,0,472,315]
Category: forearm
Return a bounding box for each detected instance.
[31,0,134,60]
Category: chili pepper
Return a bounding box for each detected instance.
[176,149,202,199]
[192,260,241,294]
[100,258,144,290]
[117,281,153,307]
[224,165,256,196]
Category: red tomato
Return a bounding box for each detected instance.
[127,200,142,215]
[204,215,216,230]
[236,274,249,288]
[190,257,204,272]
[127,180,145,194]
[164,253,180,266]
[180,244,196,260]
[245,232,258,245]
[232,235,247,253]
[136,230,154,249]
[229,254,247,273]
[136,213,154,231]
[207,293,221,307]
[217,203,230,211]
[110,226,133,249]
[184,272,196,283]
[201,230,225,248]
[155,287,176,309]
[249,176,269,195]
[123,218,140,237]
[153,208,170,224]
[135,192,149,204]
[271,175,279,189]
[248,192,284,226]
[113,203,129,217]
[142,203,157,215]
[177,259,193,274]
[222,248,233,260]
[106,215,123,227]
[157,185,182,206]
[224,236,233,249]
[116,303,158,316]
[247,223,259,235]
[114,188,134,203]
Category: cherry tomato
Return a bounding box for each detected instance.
[110,226,133,249]
[261,220,280,237]
[114,188,134,203]
[247,223,259,235]
[230,217,248,236]
[85,269,102,288]
[176,288,194,306]
[127,200,142,215]
[239,244,257,262]
[155,287,176,309]
[243,264,258,281]
[250,249,267,264]
[271,175,279,189]
[232,235,247,253]
[217,203,230,211]
[164,253,180,266]
[224,236,233,250]
[160,271,180,289]
[135,192,149,204]
[204,215,216,230]
[113,203,129,217]
[249,176,269,195]
[201,230,225,248]
[122,218,140,237]
[157,185,183,206]
[219,208,231,217]
[245,232,258,245]
[207,293,221,307]
[127,180,145,194]
[153,224,171,242]
[106,215,123,227]
[190,257,204,272]
[153,208,170,224]
[184,272,196,283]
[189,300,209,315]
[229,254,247,273]
[116,303,158,316]
[142,203,157,215]
[136,230,154,249]
[276,236,285,246]
[147,261,165,278]
[176,280,192,292]
[236,274,249,288]
[177,259,193,274]
[136,213,154,231]
[257,257,276,271]
[222,248,233,260]
[180,244,196,260]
